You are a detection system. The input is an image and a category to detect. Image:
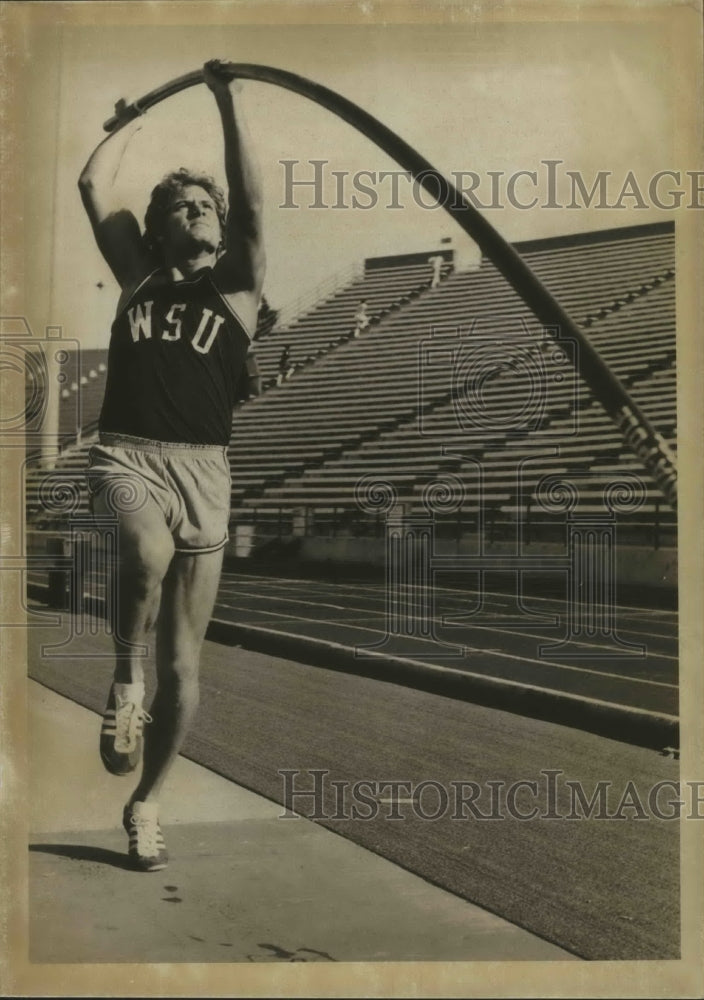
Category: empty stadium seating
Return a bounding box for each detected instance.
[251,253,450,384]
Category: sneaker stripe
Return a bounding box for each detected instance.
[101,684,151,776]
[124,805,168,869]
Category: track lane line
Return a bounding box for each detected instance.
[215,589,679,664]
[210,615,678,727]
[212,601,677,690]
[220,571,680,618]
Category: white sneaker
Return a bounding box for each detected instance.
[123,801,168,872]
[100,682,151,775]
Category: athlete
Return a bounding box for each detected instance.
[78,60,265,871]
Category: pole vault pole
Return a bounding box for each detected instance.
[104,63,678,508]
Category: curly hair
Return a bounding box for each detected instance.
[143,168,228,260]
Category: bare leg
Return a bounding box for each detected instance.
[129,546,224,805]
[93,488,175,685]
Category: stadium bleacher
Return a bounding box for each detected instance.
[251,250,451,384]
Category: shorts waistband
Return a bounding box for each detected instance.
[98,432,228,457]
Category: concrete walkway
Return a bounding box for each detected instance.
[28,680,574,964]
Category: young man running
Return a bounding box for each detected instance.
[78,60,264,871]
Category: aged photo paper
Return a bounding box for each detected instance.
[1,1,703,997]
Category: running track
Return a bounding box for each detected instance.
[212,571,678,718]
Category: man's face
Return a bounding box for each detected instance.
[161,184,222,258]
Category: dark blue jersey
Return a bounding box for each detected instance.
[99,268,250,446]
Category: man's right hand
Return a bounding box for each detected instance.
[203,59,242,97]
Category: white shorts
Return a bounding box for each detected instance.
[86,433,231,554]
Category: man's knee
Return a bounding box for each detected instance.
[120,532,173,592]
[158,657,200,699]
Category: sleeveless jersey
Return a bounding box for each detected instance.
[99,269,251,446]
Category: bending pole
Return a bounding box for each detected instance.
[105,63,678,507]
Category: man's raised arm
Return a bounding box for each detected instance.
[78,119,151,290]
[204,59,266,301]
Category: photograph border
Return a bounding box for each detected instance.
[1,1,703,996]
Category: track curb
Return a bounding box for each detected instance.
[28,583,678,752]
[206,617,678,752]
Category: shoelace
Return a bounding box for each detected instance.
[115,699,153,752]
[130,813,162,856]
